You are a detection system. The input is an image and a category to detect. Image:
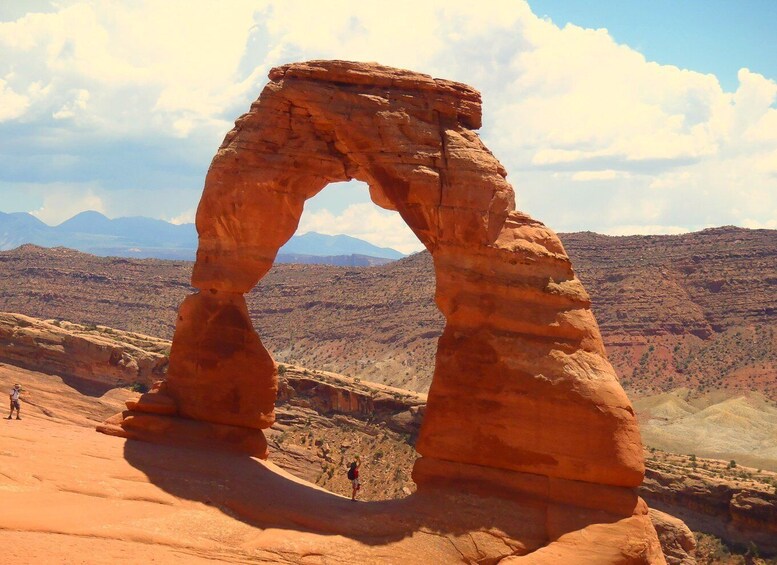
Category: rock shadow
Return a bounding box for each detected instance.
[123,439,634,558]
[60,374,120,397]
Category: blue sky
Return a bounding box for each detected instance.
[531,0,777,92]
[1,1,775,253]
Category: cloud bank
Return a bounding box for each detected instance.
[0,0,775,253]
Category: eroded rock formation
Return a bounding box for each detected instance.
[100,60,663,562]
[0,312,167,388]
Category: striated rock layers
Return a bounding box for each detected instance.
[100,61,662,562]
[0,312,167,389]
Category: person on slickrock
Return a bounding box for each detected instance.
[7,384,22,420]
[347,457,361,501]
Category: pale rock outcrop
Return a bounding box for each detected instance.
[649,509,697,565]
[641,463,777,556]
[0,312,167,388]
[100,60,662,562]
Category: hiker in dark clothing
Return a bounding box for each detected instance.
[7,384,21,420]
[347,457,361,500]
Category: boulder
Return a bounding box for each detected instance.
[649,508,697,565]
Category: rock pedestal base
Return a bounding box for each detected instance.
[413,457,664,563]
[96,382,268,458]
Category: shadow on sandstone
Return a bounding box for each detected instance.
[122,439,640,555]
[60,374,121,397]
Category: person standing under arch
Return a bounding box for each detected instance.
[347,456,361,500]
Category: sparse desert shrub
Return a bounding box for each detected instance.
[277,364,287,375]
[728,460,737,469]
[745,541,760,559]
[127,382,149,393]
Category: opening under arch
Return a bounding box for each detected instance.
[104,60,646,497]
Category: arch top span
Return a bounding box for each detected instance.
[192,60,514,294]
[101,60,646,494]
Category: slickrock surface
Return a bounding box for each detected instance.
[273,364,776,560]
[12,313,777,560]
[9,317,777,561]
[2,364,664,564]
[100,60,660,562]
[0,312,167,390]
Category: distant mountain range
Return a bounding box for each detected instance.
[0,210,405,264]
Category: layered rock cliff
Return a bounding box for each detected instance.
[1,226,773,401]
[0,312,167,390]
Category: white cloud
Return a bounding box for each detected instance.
[52,88,89,119]
[0,0,775,240]
[741,218,777,230]
[0,78,29,120]
[571,170,625,181]
[30,186,106,225]
[298,203,423,254]
[648,171,693,190]
[169,208,196,225]
[0,1,262,136]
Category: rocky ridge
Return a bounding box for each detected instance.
[562,227,777,400]
[0,312,168,391]
[0,225,773,401]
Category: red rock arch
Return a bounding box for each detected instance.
[102,61,644,491]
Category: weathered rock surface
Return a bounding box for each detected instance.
[277,364,427,437]
[99,291,278,457]
[98,60,659,561]
[178,60,644,483]
[3,363,663,564]
[649,509,697,565]
[15,313,777,562]
[640,462,777,556]
[0,312,167,390]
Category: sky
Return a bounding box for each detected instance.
[0,1,775,254]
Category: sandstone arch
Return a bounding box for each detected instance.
[103,60,643,491]
[98,60,664,562]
